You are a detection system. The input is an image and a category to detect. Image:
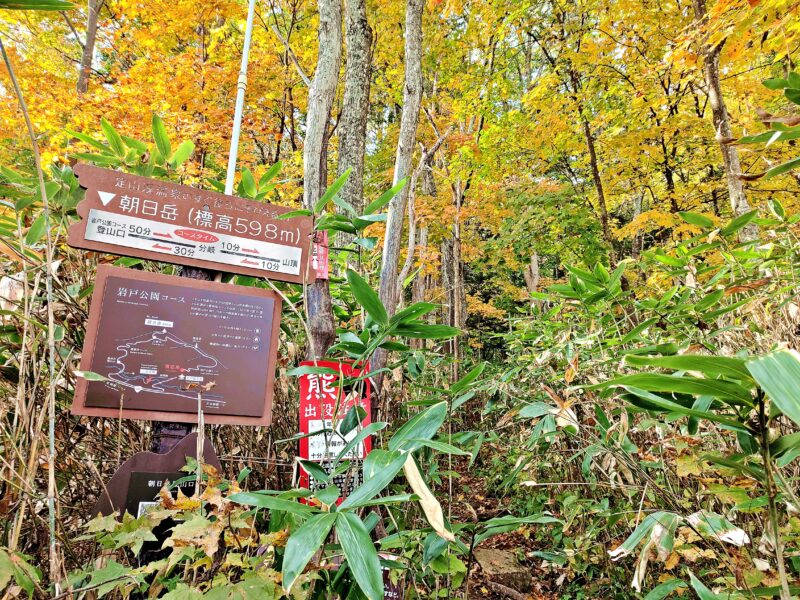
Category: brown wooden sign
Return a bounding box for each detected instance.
[72,265,281,425]
[93,433,222,517]
[68,163,315,284]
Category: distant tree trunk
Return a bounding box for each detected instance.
[523,252,540,307]
[692,0,755,238]
[373,0,424,389]
[336,0,372,243]
[378,0,424,315]
[632,195,644,259]
[304,0,342,359]
[580,115,614,258]
[76,0,103,95]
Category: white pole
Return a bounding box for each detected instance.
[225,0,258,196]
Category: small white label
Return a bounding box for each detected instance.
[307,419,364,461]
[144,318,173,328]
[86,208,303,276]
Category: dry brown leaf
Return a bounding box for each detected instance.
[403,455,455,542]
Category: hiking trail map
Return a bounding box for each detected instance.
[72,265,281,425]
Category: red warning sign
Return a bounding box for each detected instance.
[297,360,371,495]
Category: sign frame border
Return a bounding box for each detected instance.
[67,163,317,284]
[72,264,282,425]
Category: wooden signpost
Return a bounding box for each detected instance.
[72,265,282,425]
[68,163,316,284]
[297,360,372,498]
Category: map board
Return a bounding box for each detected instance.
[68,164,316,284]
[297,360,372,497]
[72,265,281,425]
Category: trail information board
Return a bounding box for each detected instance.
[72,265,281,425]
[297,360,372,496]
[68,163,315,284]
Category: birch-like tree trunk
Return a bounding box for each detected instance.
[304,0,342,358]
[378,0,424,315]
[692,0,754,233]
[336,0,372,227]
[76,0,103,95]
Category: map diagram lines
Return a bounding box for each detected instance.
[105,329,226,401]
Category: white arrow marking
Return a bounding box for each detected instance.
[98,191,116,206]
[134,386,142,393]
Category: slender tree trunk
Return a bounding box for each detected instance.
[304,0,343,359]
[336,0,372,241]
[373,0,424,389]
[580,116,614,257]
[692,0,754,238]
[76,0,103,95]
[378,0,424,315]
[523,252,540,307]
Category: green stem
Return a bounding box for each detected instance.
[0,34,59,590]
[759,392,792,600]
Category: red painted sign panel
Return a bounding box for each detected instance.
[297,360,371,495]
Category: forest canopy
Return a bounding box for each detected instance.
[1,0,800,598]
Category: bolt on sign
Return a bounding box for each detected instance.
[72,265,281,425]
[68,163,315,284]
[297,360,372,496]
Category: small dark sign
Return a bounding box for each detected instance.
[93,433,221,518]
[68,164,315,284]
[72,265,281,425]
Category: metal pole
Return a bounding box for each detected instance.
[225,0,258,196]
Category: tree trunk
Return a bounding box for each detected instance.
[76,0,103,95]
[580,115,614,258]
[372,0,424,390]
[304,0,343,359]
[692,0,754,238]
[523,252,540,307]
[378,0,424,315]
[336,0,372,247]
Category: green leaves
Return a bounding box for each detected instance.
[624,354,752,382]
[337,512,383,600]
[388,401,448,453]
[747,350,800,427]
[605,373,753,406]
[229,492,314,516]
[152,114,171,159]
[101,118,125,157]
[346,269,387,325]
[0,0,74,10]
[282,513,336,592]
[338,450,406,510]
[314,168,351,213]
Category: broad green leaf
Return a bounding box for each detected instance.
[720,210,758,236]
[25,212,47,245]
[390,301,439,325]
[747,350,800,427]
[334,422,388,467]
[66,128,109,152]
[0,0,75,9]
[340,405,367,436]
[169,140,194,167]
[314,168,351,214]
[282,512,336,592]
[766,156,800,179]
[363,177,407,214]
[337,512,383,600]
[388,401,448,453]
[416,439,471,456]
[606,373,753,405]
[346,269,388,325]
[229,492,314,516]
[315,485,339,506]
[240,168,257,197]
[338,450,407,510]
[278,209,313,220]
[679,211,714,229]
[152,114,171,159]
[688,571,721,599]
[624,354,752,382]
[620,386,747,430]
[259,161,282,186]
[393,323,459,339]
[74,370,108,381]
[100,118,125,157]
[643,579,687,600]
[762,78,789,90]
